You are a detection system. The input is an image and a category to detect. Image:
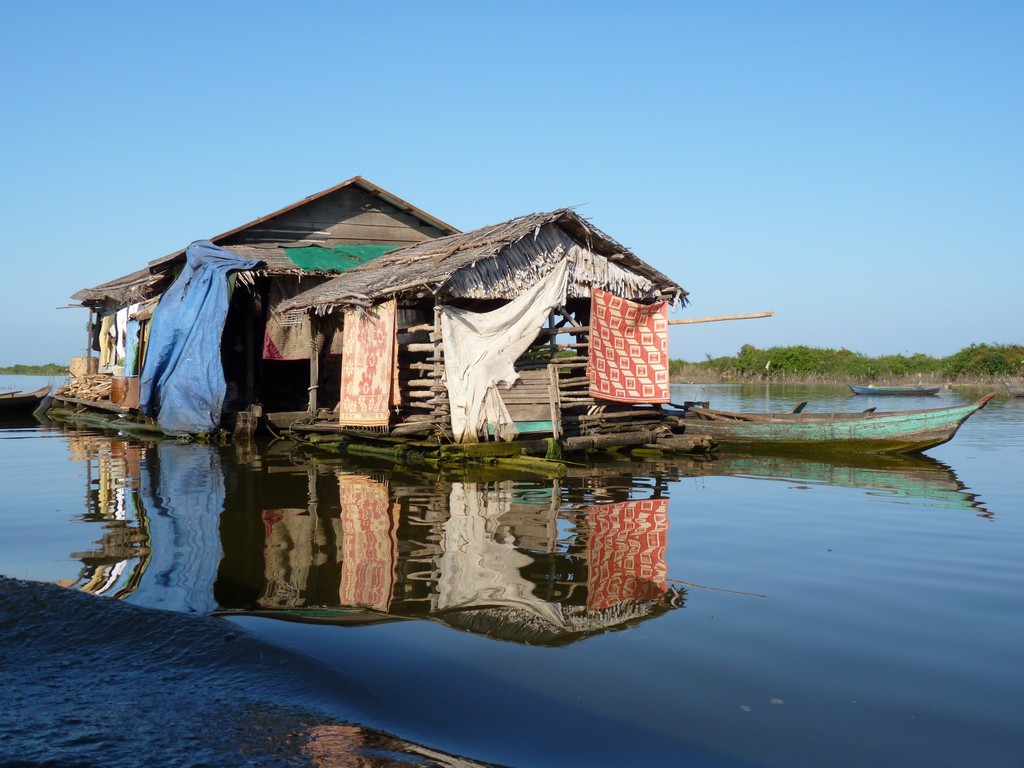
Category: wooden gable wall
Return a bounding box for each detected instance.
[218,185,449,248]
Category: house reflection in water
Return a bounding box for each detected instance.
[63,434,150,597]
[222,467,684,646]
[61,432,987,647]
[60,428,685,644]
[59,430,684,647]
[62,436,227,614]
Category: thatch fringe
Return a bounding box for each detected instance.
[280,209,686,316]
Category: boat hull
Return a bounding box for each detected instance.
[0,386,51,416]
[848,384,941,396]
[678,394,994,455]
[1003,381,1024,397]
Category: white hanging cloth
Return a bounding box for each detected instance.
[440,260,569,443]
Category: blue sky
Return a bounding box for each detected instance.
[2,0,1020,367]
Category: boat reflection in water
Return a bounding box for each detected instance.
[685,450,989,517]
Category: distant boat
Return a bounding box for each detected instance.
[1003,381,1024,397]
[848,384,942,396]
[0,386,51,416]
[671,393,995,455]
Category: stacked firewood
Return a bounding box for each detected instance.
[57,374,112,401]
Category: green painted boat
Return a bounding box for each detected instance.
[674,393,996,455]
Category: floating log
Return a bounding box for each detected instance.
[653,434,718,454]
[562,429,665,450]
[390,421,442,436]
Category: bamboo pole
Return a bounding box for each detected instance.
[668,311,773,325]
[544,312,773,336]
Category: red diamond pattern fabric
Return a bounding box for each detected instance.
[588,288,670,403]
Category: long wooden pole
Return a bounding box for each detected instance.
[668,311,773,325]
[542,311,773,338]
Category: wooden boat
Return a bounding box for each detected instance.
[848,383,942,396]
[671,393,996,455]
[0,386,51,415]
[1002,381,1024,397]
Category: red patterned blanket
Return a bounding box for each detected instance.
[588,288,669,403]
[337,299,397,427]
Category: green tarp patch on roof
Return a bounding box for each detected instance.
[283,244,399,272]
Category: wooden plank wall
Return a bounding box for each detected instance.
[225,187,448,247]
[388,304,665,441]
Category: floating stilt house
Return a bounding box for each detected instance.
[52,177,458,435]
[275,208,703,458]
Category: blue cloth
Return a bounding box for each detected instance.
[139,241,261,434]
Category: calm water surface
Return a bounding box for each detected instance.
[2,377,1022,767]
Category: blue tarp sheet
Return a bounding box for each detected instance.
[139,241,262,435]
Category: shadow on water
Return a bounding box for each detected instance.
[0,414,46,431]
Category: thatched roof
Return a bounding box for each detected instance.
[281,209,688,314]
[70,266,174,306]
[71,243,371,306]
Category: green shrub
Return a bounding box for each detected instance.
[673,343,1024,381]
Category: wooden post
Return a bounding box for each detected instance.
[548,363,562,439]
[245,301,256,404]
[548,309,557,359]
[307,316,321,415]
[432,304,445,428]
[85,309,95,368]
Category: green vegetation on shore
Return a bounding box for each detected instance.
[0,363,69,376]
[4,343,1023,383]
[671,343,1024,383]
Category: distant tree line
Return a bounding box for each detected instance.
[0,363,69,376]
[5,344,1023,382]
[671,343,1024,382]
